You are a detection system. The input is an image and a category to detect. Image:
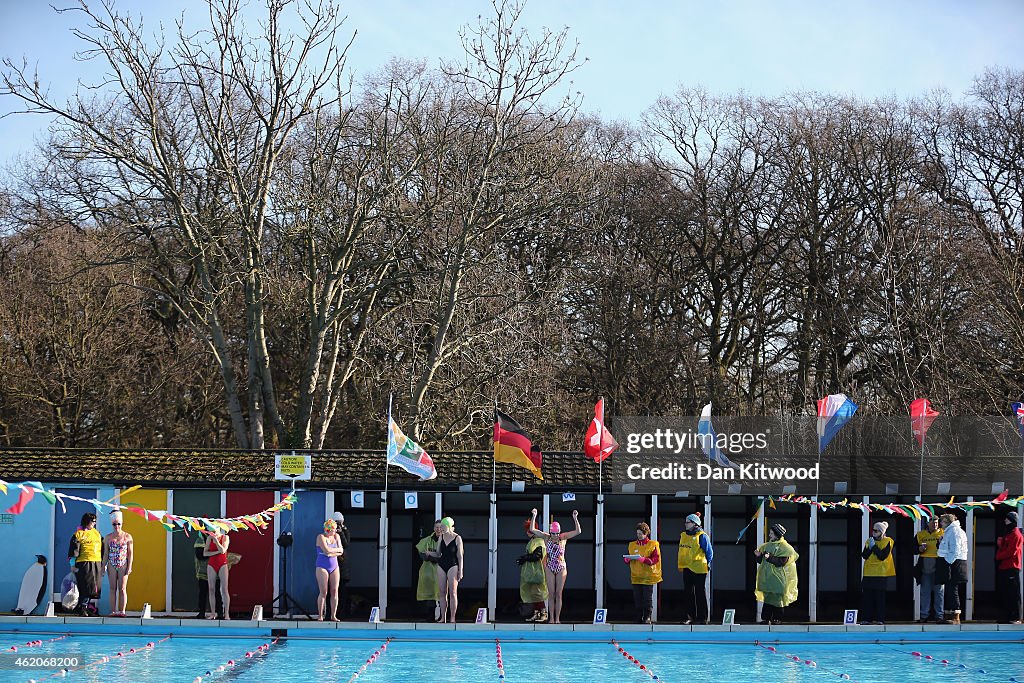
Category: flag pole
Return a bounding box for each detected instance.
[915,402,925,501]
[492,399,498,497]
[489,398,498,621]
[385,394,392,498]
[597,396,606,610]
[598,396,604,499]
[380,393,392,619]
[815,424,823,501]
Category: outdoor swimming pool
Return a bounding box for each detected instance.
[1,627,1021,682]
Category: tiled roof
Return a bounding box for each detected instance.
[0,448,1018,495]
[0,448,600,492]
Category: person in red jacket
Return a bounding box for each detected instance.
[995,511,1023,623]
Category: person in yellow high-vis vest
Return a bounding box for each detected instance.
[861,521,895,624]
[678,513,713,624]
[625,522,662,624]
[914,516,944,622]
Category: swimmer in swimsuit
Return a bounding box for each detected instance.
[435,517,464,623]
[102,510,133,617]
[316,519,345,621]
[528,508,582,623]
[204,531,231,619]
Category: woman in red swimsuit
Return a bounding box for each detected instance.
[204,531,231,620]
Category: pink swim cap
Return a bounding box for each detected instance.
[549,521,561,534]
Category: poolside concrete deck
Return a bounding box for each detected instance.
[2,614,1023,636]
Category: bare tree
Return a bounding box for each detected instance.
[643,89,791,413]
[2,0,357,447]
[389,0,591,440]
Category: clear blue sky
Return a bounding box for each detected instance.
[1,0,1022,167]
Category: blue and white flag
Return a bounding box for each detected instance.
[697,404,738,469]
[816,393,858,454]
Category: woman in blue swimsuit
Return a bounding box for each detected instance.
[435,517,464,623]
[315,519,345,621]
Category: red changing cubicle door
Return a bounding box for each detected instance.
[224,491,276,616]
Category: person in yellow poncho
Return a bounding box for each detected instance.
[754,522,798,624]
[415,520,443,621]
[861,520,895,624]
[517,512,549,622]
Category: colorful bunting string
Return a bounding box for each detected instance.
[774,490,1022,519]
[0,479,296,534]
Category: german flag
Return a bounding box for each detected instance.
[494,410,543,480]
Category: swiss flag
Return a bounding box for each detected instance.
[584,398,619,463]
[910,398,939,446]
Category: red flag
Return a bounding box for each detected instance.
[5,486,35,514]
[910,398,939,446]
[584,398,619,463]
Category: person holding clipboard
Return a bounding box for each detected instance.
[624,522,662,624]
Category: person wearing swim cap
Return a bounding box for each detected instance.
[315,519,345,621]
[860,520,895,624]
[754,522,798,624]
[102,510,133,617]
[528,508,581,623]
[678,512,712,625]
[436,517,463,622]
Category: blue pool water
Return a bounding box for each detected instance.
[1,632,1022,682]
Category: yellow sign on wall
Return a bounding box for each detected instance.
[275,454,311,480]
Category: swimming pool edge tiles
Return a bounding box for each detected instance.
[997,623,1024,631]
[958,622,1004,632]
[612,623,658,631]
[411,622,455,631]
[287,620,340,630]
[3,621,1023,641]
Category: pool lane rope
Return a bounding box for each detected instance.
[495,639,506,680]
[609,639,662,681]
[346,637,392,683]
[190,635,280,682]
[754,640,859,682]
[28,634,172,682]
[882,642,1023,679]
[5,634,70,652]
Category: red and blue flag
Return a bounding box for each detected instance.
[816,393,858,454]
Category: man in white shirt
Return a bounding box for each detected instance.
[936,513,968,624]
